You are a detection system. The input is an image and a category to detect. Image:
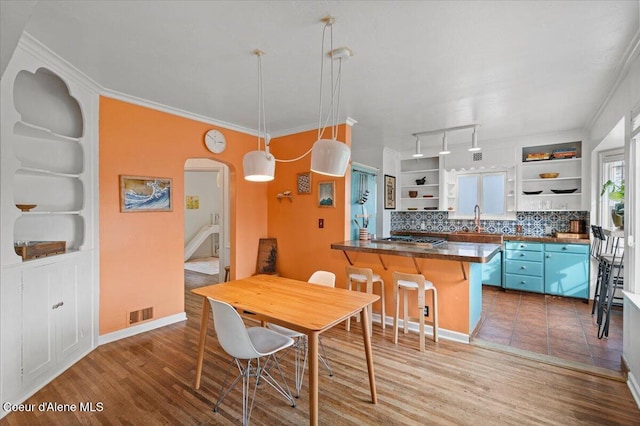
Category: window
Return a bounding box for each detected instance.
[599,149,624,230]
[456,172,506,217]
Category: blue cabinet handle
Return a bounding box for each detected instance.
[520,280,526,284]
[562,246,568,250]
[521,266,526,270]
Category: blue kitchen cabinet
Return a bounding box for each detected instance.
[503,242,544,293]
[544,243,589,299]
[482,250,502,286]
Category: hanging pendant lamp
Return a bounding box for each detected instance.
[243,50,275,182]
[412,136,424,158]
[439,132,451,155]
[310,17,351,177]
[469,126,481,152]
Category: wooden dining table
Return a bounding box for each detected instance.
[192,274,379,426]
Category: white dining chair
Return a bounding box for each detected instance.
[267,270,335,397]
[207,297,295,425]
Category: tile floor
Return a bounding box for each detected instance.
[475,286,624,371]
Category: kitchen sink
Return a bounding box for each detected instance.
[448,231,503,244]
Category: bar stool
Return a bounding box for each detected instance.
[345,266,386,335]
[392,271,438,352]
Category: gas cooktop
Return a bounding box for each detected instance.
[372,235,446,248]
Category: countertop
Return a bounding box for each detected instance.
[390,231,590,245]
[330,240,501,263]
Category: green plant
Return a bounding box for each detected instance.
[601,179,624,202]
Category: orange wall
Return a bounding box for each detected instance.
[99,97,268,334]
[267,126,352,283]
[267,125,470,334]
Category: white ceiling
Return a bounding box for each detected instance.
[3,1,639,157]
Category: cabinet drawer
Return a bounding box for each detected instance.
[504,274,544,293]
[505,250,544,262]
[544,243,589,255]
[505,241,542,251]
[505,260,543,277]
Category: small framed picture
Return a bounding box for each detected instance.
[384,175,396,209]
[318,181,335,208]
[120,175,172,212]
[297,172,311,194]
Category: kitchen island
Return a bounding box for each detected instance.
[331,239,501,343]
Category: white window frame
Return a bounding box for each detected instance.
[598,149,624,230]
[454,170,508,219]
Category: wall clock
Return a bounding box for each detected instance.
[204,129,226,153]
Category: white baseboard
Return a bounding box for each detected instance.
[98,312,187,345]
[627,366,640,409]
[372,313,470,344]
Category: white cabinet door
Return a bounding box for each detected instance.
[20,257,90,388]
[21,265,55,385]
[54,259,82,359]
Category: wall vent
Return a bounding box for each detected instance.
[129,307,154,325]
[472,152,483,162]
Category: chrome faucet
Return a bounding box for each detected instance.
[473,204,482,232]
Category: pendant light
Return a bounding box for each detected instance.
[243,50,275,182]
[468,125,481,152]
[310,16,351,177]
[439,132,451,155]
[412,136,424,158]
[243,17,351,181]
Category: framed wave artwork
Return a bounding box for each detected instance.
[120,175,173,212]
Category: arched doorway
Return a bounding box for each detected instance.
[183,158,230,285]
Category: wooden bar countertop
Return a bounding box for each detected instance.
[330,240,501,263]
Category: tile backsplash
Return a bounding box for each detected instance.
[390,211,590,237]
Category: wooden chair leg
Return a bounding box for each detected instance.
[378,280,386,329]
[345,279,352,331]
[403,289,409,334]
[393,285,400,344]
[418,289,425,352]
[432,287,438,343]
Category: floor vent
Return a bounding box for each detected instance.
[129,307,154,325]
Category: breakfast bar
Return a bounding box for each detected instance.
[331,238,501,342]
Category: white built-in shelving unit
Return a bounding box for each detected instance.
[1,36,98,417]
[518,141,583,211]
[399,156,442,211]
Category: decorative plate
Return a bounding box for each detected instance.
[523,190,543,195]
[551,188,578,194]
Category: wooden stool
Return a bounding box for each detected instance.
[345,266,386,335]
[392,271,438,352]
[224,266,230,282]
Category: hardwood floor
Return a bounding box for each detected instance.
[3,270,639,425]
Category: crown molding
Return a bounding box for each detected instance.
[101,87,260,137]
[18,32,101,94]
[269,116,358,138]
[587,28,640,130]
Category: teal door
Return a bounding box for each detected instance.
[544,251,589,298]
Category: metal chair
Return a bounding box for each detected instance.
[596,232,624,339]
[392,271,438,352]
[267,271,335,397]
[345,266,386,335]
[207,297,295,425]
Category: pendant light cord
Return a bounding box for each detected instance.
[267,17,344,164]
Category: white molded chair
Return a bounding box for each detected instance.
[345,266,386,335]
[392,271,438,352]
[207,297,295,425]
[267,271,335,397]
